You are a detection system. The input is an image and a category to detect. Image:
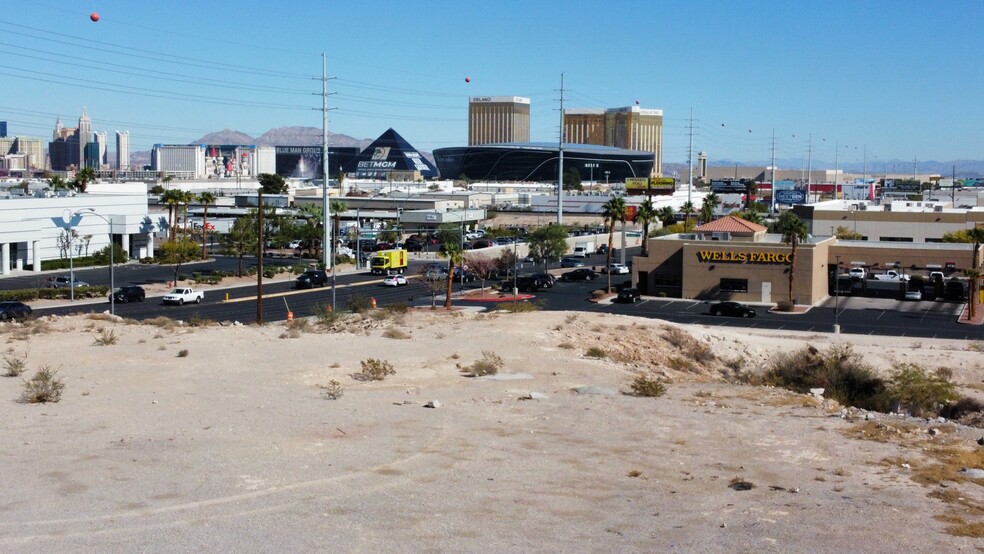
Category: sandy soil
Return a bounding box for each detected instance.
[0,309,983,552]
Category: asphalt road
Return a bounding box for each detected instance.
[8,251,983,340]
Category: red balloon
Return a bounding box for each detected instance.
[90,12,99,22]
[464,77,471,83]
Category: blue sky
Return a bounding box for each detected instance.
[2,0,982,169]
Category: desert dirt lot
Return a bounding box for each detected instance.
[0,309,983,552]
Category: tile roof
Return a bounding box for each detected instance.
[694,215,767,234]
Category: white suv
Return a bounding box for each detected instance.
[602,263,629,275]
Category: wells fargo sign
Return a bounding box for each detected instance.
[696,250,791,264]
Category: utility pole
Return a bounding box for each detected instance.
[952,164,956,204]
[770,129,776,212]
[687,108,694,207]
[321,53,332,271]
[257,187,263,325]
[557,73,565,226]
[807,134,813,203]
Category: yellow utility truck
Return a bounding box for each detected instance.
[370,249,408,275]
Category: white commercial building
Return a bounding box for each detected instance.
[0,182,155,275]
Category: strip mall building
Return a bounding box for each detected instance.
[631,216,981,304]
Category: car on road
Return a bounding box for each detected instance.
[709,301,756,318]
[47,275,89,288]
[110,285,146,303]
[560,257,585,268]
[0,301,32,321]
[601,263,629,275]
[615,288,642,303]
[295,269,329,289]
[382,275,408,287]
[162,287,204,306]
[560,268,598,281]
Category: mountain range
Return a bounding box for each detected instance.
[133,127,984,179]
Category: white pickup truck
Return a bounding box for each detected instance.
[162,287,204,305]
[873,270,910,282]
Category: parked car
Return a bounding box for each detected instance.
[596,244,609,255]
[601,263,630,275]
[709,301,756,318]
[424,267,449,281]
[47,275,89,289]
[404,239,424,252]
[615,288,642,303]
[0,301,32,321]
[560,268,598,281]
[561,257,585,268]
[848,268,866,281]
[287,239,302,249]
[904,289,923,301]
[500,276,540,293]
[453,268,477,282]
[295,269,329,289]
[382,275,408,287]
[110,285,146,303]
[471,239,495,249]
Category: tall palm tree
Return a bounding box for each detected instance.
[329,199,348,260]
[199,191,216,258]
[601,196,627,292]
[681,201,696,232]
[179,190,196,235]
[73,167,95,192]
[776,211,809,304]
[160,188,184,242]
[635,198,657,256]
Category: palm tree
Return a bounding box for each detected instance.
[635,198,657,256]
[329,199,348,260]
[699,192,720,224]
[437,223,465,309]
[736,208,764,225]
[199,191,216,258]
[73,167,95,192]
[160,188,184,242]
[681,201,696,232]
[601,196,627,292]
[776,211,809,305]
[656,206,676,228]
[178,190,196,235]
[966,225,984,320]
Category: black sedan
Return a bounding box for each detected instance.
[615,288,641,303]
[0,301,33,321]
[110,285,146,303]
[709,301,756,318]
[560,269,598,282]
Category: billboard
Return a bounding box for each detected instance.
[625,177,675,195]
[710,179,748,193]
[774,189,807,204]
[274,146,358,179]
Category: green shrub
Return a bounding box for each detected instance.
[346,295,372,314]
[359,358,395,381]
[630,374,666,397]
[763,345,889,411]
[889,363,959,417]
[20,366,64,403]
[775,300,795,312]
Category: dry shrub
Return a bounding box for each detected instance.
[465,351,503,376]
[144,316,178,329]
[177,349,189,358]
[763,345,889,412]
[557,342,575,350]
[92,328,118,346]
[585,346,607,359]
[319,380,344,400]
[20,365,64,403]
[630,374,666,397]
[495,300,542,313]
[660,325,716,364]
[286,318,310,333]
[358,358,395,381]
[890,363,959,417]
[3,356,27,377]
[187,315,216,327]
[382,327,411,340]
[86,313,116,321]
[667,356,698,372]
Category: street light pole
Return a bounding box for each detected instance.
[834,255,841,334]
[75,208,115,315]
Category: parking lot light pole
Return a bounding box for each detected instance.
[76,208,115,315]
[833,255,840,334]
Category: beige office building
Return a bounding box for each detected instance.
[468,96,530,146]
[564,105,663,176]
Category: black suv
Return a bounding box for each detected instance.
[500,276,540,293]
[110,285,146,303]
[531,273,556,288]
[295,269,329,289]
[560,268,598,282]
